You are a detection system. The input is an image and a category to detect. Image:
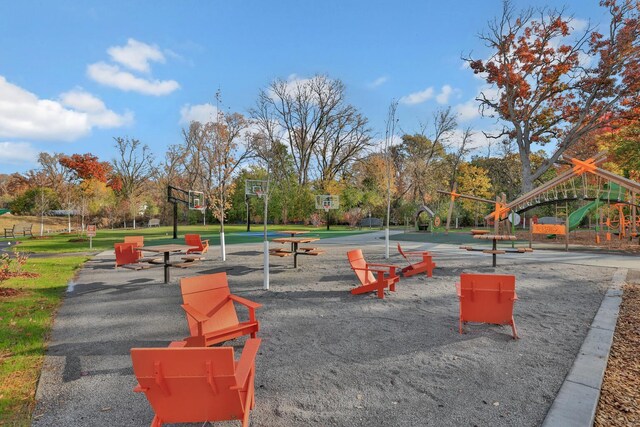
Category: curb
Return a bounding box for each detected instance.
[541,268,627,427]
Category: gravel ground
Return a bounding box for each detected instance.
[32,235,613,426]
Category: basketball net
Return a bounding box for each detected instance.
[323,201,331,213]
[255,189,263,199]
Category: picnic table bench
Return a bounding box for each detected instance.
[4,223,33,238]
[460,234,531,267]
[271,237,324,268]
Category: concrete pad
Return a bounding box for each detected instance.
[541,380,600,427]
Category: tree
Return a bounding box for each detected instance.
[468,0,640,193]
[112,137,155,228]
[59,153,116,230]
[251,74,372,185]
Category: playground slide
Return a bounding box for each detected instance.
[567,200,598,231]
[566,183,624,231]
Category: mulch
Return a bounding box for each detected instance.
[594,282,640,426]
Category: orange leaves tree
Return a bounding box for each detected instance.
[468,0,640,193]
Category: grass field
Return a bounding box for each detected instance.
[0,256,87,425]
[1,223,376,253]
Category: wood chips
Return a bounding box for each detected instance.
[594,282,640,426]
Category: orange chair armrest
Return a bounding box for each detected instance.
[229,294,262,310]
[233,338,261,390]
[513,291,518,301]
[180,303,209,323]
[351,266,389,274]
[404,251,430,257]
[367,262,400,269]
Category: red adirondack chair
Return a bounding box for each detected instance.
[184,234,209,254]
[114,243,150,270]
[456,273,519,339]
[180,272,261,346]
[131,338,261,427]
[396,243,436,278]
[347,249,400,299]
[124,236,145,260]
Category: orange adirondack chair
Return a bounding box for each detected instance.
[180,272,261,346]
[131,338,261,427]
[456,273,519,339]
[115,243,150,270]
[185,234,209,254]
[397,243,436,278]
[347,249,400,299]
[124,236,144,260]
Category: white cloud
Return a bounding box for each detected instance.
[0,76,88,141]
[399,87,434,105]
[179,103,219,124]
[455,99,480,122]
[0,76,130,141]
[107,38,165,73]
[0,141,39,165]
[436,85,454,104]
[368,76,388,89]
[60,89,134,128]
[87,62,180,96]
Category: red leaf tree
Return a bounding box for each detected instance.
[467,0,640,192]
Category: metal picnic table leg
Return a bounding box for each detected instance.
[164,251,170,283]
[293,242,299,268]
[492,238,497,267]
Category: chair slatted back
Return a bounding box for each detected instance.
[180,273,240,336]
[185,234,205,251]
[459,273,516,325]
[347,249,375,285]
[124,236,144,260]
[130,347,244,424]
[114,243,139,266]
[397,243,409,262]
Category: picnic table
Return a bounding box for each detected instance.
[270,237,323,268]
[137,244,199,283]
[460,234,530,267]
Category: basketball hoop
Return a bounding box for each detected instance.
[255,189,264,199]
[323,205,330,213]
[194,205,206,213]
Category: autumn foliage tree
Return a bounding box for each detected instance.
[468,0,640,193]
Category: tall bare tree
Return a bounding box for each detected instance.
[112,137,156,228]
[251,74,372,186]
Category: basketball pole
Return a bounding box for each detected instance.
[263,178,270,290]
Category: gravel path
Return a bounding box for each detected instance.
[33,234,614,426]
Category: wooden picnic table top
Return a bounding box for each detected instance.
[473,234,517,241]
[272,237,320,244]
[279,230,309,236]
[137,244,198,253]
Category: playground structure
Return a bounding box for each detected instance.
[439,155,640,246]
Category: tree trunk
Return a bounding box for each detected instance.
[519,150,534,194]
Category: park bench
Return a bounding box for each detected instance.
[455,273,518,339]
[180,272,261,347]
[147,218,160,227]
[269,248,293,257]
[397,243,436,278]
[4,223,33,238]
[347,249,400,299]
[131,338,261,427]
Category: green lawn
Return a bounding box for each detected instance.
[3,224,376,253]
[0,256,87,425]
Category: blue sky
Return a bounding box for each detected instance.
[0,0,608,174]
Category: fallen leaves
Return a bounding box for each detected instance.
[594,283,640,427]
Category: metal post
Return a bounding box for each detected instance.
[492,238,497,267]
[246,195,251,232]
[172,202,178,239]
